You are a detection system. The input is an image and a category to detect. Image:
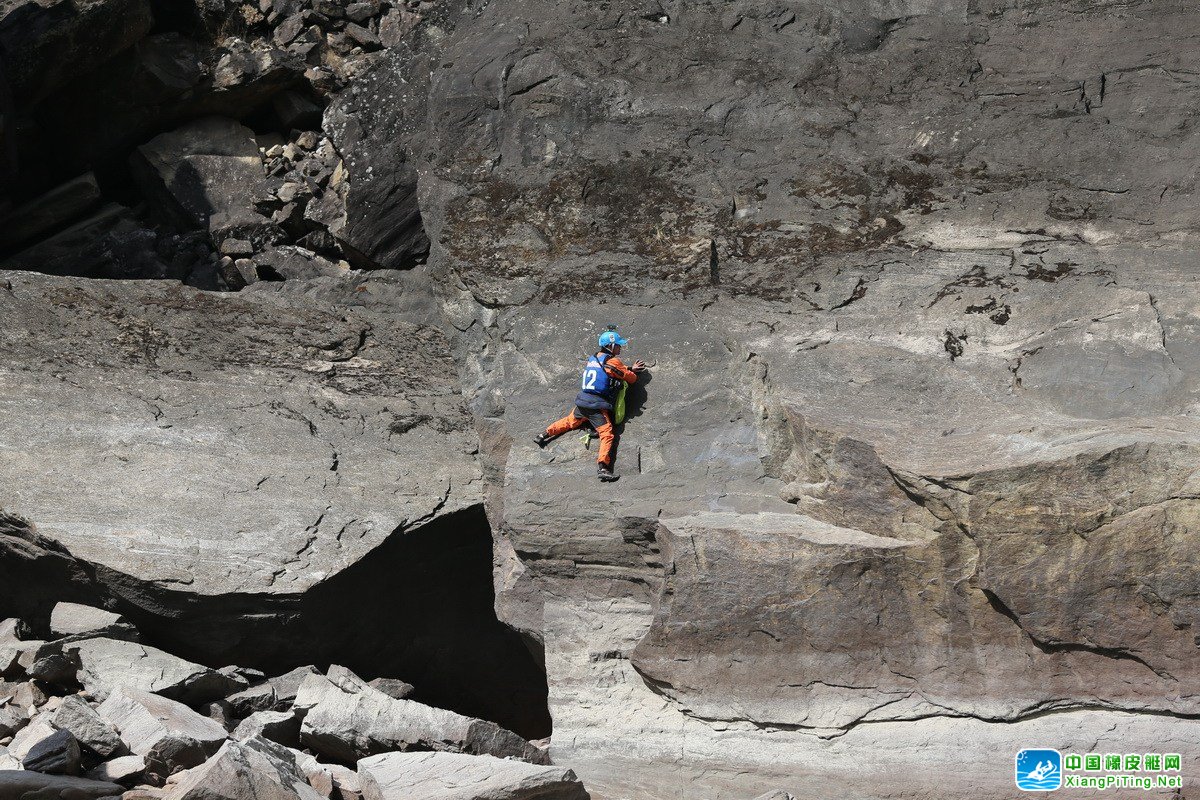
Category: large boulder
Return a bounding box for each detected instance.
[232,709,301,748]
[68,638,233,705]
[49,602,137,641]
[163,736,323,800]
[97,687,227,783]
[226,665,319,718]
[295,670,546,765]
[357,752,589,800]
[20,728,81,775]
[85,753,146,785]
[50,695,126,759]
[128,116,278,247]
[0,272,479,605]
[320,42,431,270]
[0,771,122,799]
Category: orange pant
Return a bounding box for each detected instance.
[545,407,615,466]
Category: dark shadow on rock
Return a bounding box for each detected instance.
[607,371,651,472]
[0,506,552,740]
[623,369,652,422]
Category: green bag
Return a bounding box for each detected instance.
[613,381,628,425]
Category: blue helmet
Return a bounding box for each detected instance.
[598,329,627,349]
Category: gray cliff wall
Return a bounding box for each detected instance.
[1,0,1199,797]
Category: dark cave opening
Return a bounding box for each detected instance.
[0,506,551,740]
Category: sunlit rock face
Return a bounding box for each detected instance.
[3,0,1200,796]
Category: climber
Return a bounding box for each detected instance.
[534,327,647,481]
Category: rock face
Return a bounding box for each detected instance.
[3,0,1200,798]
[0,270,546,736]
[0,0,153,103]
[380,0,1200,796]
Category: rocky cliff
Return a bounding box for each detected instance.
[1,0,1199,798]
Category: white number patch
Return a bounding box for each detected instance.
[582,369,599,390]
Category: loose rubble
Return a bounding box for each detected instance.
[0,0,429,285]
[0,606,584,798]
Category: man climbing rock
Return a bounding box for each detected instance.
[534,328,647,481]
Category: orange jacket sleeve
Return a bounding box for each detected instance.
[604,356,638,384]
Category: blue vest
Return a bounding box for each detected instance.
[580,353,613,398]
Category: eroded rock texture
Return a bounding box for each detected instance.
[2,0,1200,798]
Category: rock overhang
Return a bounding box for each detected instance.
[0,270,483,597]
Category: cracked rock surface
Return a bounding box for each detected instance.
[3,0,1200,797]
[0,271,480,596]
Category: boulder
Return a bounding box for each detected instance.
[356,752,589,800]
[68,638,233,705]
[0,204,179,280]
[0,173,102,253]
[0,771,122,799]
[273,90,322,130]
[291,748,334,796]
[321,80,429,270]
[8,714,56,761]
[0,702,29,738]
[163,736,323,800]
[51,695,126,759]
[295,671,545,765]
[20,728,81,775]
[0,618,28,642]
[10,682,45,710]
[227,665,319,717]
[49,603,137,641]
[24,648,80,688]
[0,639,45,679]
[232,709,300,748]
[248,245,347,282]
[96,687,227,783]
[85,753,146,785]
[199,700,235,731]
[208,38,304,103]
[217,666,263,691]
[327,763,362,800]
[128,116,276,242]
[365,679,413,701]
